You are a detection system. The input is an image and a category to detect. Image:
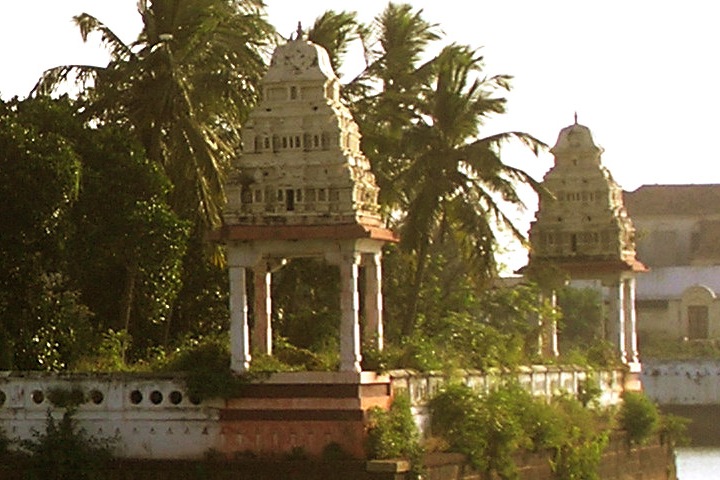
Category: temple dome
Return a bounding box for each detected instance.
[550,122,603,155]
[264,36,337,83]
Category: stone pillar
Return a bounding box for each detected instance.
[547,290,559,357]
[339,252,362,372]
[253,266,272,355]
[363,252,384,351]
[229,266,251,373]
[623,277,639,364]
[607,280,627,363]
[537,290,559,358]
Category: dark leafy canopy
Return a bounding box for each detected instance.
[34,0,275,226]
[7,1,547,369]
[309,3,545,336]
[0,98,84,370]
[0,96,189,369]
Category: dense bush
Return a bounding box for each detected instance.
[618,391,659,445]
[18,408,114,480]
[430,383,609,480]
[366,393,423,478]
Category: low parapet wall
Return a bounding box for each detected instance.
[0,371,390,460]
[0,372,221,459]
[388,366,627,436]
[642,359,720,405]
[0,367,627,461]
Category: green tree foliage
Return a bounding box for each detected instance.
[30,0,274,365]
[380,271,547,371]
[169,228,229,341]
[0,96,189,368]
[272,258,340,353]
[307,4,544,338]
[557,286,603,350]
[0,98,82,369]
[35,0,275,226]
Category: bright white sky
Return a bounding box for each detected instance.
[2,0,718,189]
[1,1,718,269]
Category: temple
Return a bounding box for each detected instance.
[526,120,646,370]
[213,31,397,373]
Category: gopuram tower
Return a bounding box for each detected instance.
[213,28,397,373]
[526,118,646,371]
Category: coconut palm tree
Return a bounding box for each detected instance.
[34,0,274,226]
[395,44,544,335]
[309,3,545,337]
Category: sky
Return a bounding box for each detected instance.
[1,1,719,268]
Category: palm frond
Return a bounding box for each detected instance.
[32,65,102,97]
[73,13,133,60]
[308,10,367,74]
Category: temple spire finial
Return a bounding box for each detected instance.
[295,21,304,40]
[574,111,578,124]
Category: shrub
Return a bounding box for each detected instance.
[157,335,259,401]
[619,391,659,445]
[430,383,609,480]
[577,375,602,408]
[366,393,423,478]
[430,383,531,479]
[659,413,690,447]
[19,408,114,480]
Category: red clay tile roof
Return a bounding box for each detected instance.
[624,184,720,216]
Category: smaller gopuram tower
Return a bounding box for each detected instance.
[214,28,397,373]
[526,118,645,370]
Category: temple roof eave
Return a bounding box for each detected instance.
[208,223,399,243]
[519,257,648,279]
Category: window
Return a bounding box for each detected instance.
[688,305,709,339]
[285,189,295,211]
[290,86,298,100]
[241,187,252,204]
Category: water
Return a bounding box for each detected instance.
[676,447,720,479]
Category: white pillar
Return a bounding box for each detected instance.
[229,266,251,373]
[607,280,627,363]
[547,290,559,357]
[363,252,384,351]
[340,252,362,372]
[624,277,639,364]
[253,266,272,355]
[537,290,559,358]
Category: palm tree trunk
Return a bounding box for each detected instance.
[402,239,429,337]
[120,260,138,343]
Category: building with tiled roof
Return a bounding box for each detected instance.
[624,184,720,341]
